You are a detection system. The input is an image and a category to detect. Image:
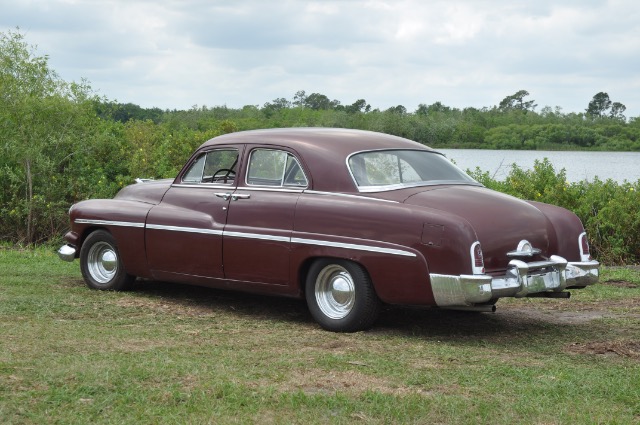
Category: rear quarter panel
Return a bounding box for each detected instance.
[293,193,478,305]
[527,201,586,261]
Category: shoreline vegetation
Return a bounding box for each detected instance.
[2,29,639,264]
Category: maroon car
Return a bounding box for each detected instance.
[58,128,599,332]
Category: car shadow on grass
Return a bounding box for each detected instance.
[126,279,608,344]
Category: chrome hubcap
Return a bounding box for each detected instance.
[87,242,118,284]
[315,265,355,319]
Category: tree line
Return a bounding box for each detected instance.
[95,88,639,151]
[1,29,639,264]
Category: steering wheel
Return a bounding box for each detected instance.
[212,168,236,183]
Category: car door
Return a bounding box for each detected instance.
[222,146,309,285]
[145,146,242,281]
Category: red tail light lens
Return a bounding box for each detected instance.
[471,242,485,274]
[474,245,483,267]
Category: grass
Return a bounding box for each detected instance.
[1,248,639,424]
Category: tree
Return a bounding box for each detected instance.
[386,105,407,114]
[262,97,291,117]
[586,92,627,121]
[304,92,332,110]
[416,101,451,115]
[293,90,307,108]
[1,29,101,243]
[586,92,612,117]
[609,102,626,121]
[499,90,537,112]
[346,99,370,113]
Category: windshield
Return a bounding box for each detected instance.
[348,149,479,191]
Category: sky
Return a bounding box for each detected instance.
[2,0,639,117]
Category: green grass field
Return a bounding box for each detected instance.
[1,248,639,424]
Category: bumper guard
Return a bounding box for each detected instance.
[430,255,599,307]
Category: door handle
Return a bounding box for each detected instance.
[231,193,251,201]
[214,192,231,201]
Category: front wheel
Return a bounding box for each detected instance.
[80,230,135,291]
[305,259,380,332]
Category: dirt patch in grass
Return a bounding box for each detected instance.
[250,368,458,397]
[566,340,640,360]
[603,279,638,288]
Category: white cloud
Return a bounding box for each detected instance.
[0,0,638,117]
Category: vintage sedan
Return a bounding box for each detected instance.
[58,128,599,332]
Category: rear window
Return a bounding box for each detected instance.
[348,150,478,191]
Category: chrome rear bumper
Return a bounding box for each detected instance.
[430,256,599,307]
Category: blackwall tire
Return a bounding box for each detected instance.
[80,230,135,291]
[305,259,380,332]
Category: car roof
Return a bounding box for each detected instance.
[198,128,438,192]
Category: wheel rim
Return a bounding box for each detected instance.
[315,264,356,319]
[87,241,118,284]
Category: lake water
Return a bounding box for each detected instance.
[438,149,640,183]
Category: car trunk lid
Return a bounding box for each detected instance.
[399,185,553,273]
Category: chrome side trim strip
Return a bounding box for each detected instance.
[146,224,223,235]
[291,237,416,257]
[224,231,290,242]
[75,219,145,228]
[75,219,415,257]
[303,190,399,203]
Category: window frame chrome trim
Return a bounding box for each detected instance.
[236,187,305,194]
[345,148,482,193]
[245,147,309,189]
[171,183,239,190]
[179,147,240,186]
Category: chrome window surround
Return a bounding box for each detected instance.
[171,183,240,190]
[346,148,482,193]
[245,148,309,189]
[180,148,239,186]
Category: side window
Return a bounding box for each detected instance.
[247,149,308,187]
[182,149,238,184]
[350,151,421,186]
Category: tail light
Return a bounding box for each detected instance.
[579,232,591,261]
[471,241,485,274]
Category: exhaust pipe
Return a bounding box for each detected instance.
[442,305,497,313]
[526,291,571,299]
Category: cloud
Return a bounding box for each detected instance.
[0,0,638,117]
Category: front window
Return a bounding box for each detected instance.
[182,149,239,184]
[247,149,308,187]
[348,150,478,191]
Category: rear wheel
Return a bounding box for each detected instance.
[80,230,135,291]
[305,259,380,332]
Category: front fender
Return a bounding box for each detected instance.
[68,199,153,278]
